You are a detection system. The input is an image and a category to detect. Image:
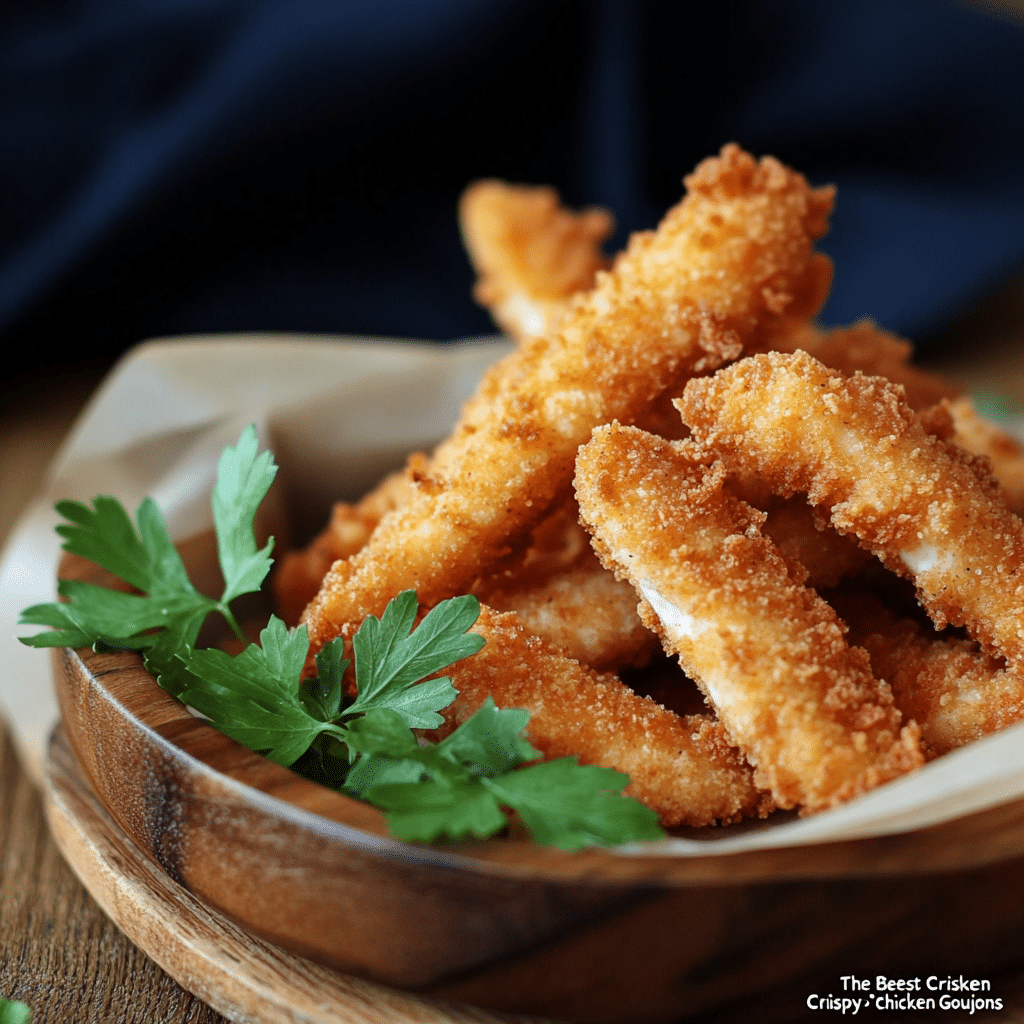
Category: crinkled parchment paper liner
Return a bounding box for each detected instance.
[3,332,1024,858]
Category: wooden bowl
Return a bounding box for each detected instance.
[50,545,1024,1023]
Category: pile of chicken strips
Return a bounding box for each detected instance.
[274,145,1024,828]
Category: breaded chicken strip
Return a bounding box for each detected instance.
[475,553,659,671]
[302,145,835,657]
[770,319,1024,513]
[472,500,659,669]
[459,180,614,340]
[680,351,1024,669]
[759,496,872,590]
[832,588,1024,758]
[574,423,922,814]
[772,319,959,412]
[430,604,772,827]
[273,464,418,624]
[945,395,1024,516]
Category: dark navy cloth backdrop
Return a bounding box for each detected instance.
[3,0,1024,377]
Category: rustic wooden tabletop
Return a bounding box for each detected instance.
[1,722,231,1023]
[5,287,1024,1024]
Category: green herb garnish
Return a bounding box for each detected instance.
[0,999,32,1024]
[19,426,664,849]
[19,424,276,697]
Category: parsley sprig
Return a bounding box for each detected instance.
[19,426,664,849]
[19,425,275,697]
[177,592,474,768]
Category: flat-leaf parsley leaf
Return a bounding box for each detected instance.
[19,427,665,849]
[19,424,276,696]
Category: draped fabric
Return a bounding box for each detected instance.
[2,0,1023,376]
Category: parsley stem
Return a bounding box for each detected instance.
[219,604,247,644]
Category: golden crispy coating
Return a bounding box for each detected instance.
[273,466,417,624]
[302,145,835,657]
[472,501,659,669]
[281,483,658,668]
[633,387,696,441]
[945,395,1024,516]
[430,604,771,827]
[772,319,960,411]
[680,352,1024,666]
[760,496,873,590]
[680,350,1024,669]
[459,180,614,340]
[832,588,1024,757]
[866,627,1024,757]
[722,466,872,588]
[476,556,658,671]
[768,320,1024,517]
[574,423,921,813]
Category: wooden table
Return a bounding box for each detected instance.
[0,722,231,1023]
[5,293,1024,1023]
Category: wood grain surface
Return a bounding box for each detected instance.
[0,721,231,1024]
[47,629,1024,1024]
[22,718,1024,1024]
[43,723,521,1024]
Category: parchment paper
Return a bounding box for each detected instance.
[3,331,1024,857]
